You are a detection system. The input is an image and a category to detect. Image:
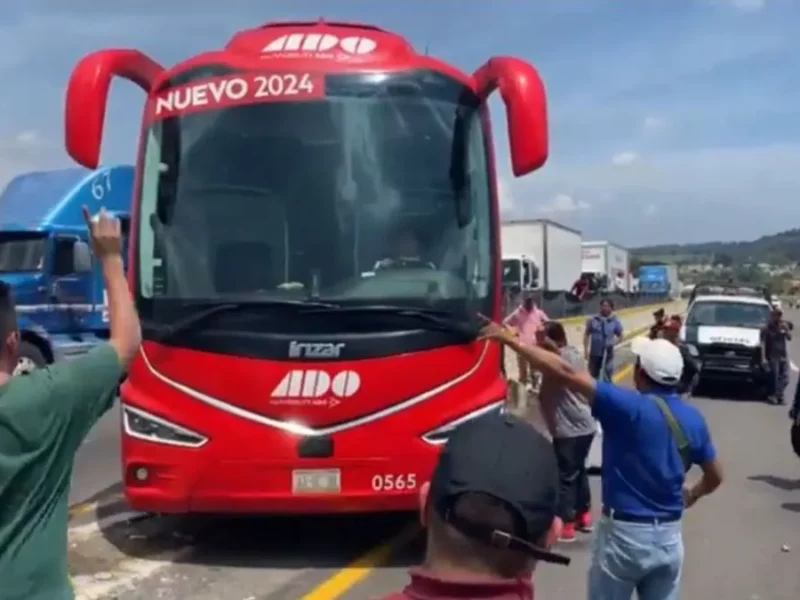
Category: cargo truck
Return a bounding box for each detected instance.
[0,166,133,374]
[581,240,630,292]
[501,219,582,291]
[501,253,539,293]
[637,263,679,298]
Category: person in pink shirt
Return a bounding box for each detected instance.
[504,296,549,385]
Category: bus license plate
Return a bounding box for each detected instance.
[292,469,341,494]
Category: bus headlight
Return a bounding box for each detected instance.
[421,401,506,445]
[122,405,208,448]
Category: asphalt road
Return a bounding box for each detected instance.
[68,317,800,599]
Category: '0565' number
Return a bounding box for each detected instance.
[371,473,417,492]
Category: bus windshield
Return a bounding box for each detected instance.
[136,70,493,327]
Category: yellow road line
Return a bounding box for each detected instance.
[613,363,634,383]
[299,524,420,600]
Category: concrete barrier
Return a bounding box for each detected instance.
[559,299,688,349]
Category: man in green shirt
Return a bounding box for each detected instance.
[0,206,142,600]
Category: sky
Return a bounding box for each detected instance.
[1,0,799,248]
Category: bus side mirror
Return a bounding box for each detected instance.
[473,57,548,176]
[73,241,92,273]
[65,49,163,168]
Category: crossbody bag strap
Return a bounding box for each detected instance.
[650,395,692,472]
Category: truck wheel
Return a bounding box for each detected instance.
[14,341,48,376]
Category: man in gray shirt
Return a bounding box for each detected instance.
[539,320,597,543]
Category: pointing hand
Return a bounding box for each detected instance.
[82,205,122,258]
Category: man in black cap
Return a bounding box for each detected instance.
[382,412,569,600]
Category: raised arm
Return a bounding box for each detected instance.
[503,307,520,328]
[45,207,142,443]
[84,207,141,366]
[481,320,597,401]
[537,375,558,437]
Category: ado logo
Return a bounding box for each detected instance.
[270,370,360,407]
[262,33,377,56]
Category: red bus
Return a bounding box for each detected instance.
[63,21,549,514]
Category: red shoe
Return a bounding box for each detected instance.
[559,522,577,543]
[577,511,594,533]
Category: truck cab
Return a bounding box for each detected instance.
[0,166,133,374]
[502,253,539,294]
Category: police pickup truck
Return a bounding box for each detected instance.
[680,291,772,391]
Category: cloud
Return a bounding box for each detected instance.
[508,143,800,246]
[730,0,766,12]
[611,151,640,166]
[539,193,590,214]
[642,116,667,132]
[14,130,47,148]
[0,130,64,189]
[497,178,515,215]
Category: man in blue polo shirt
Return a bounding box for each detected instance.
[583,299,623,382]
[480,320,724,600]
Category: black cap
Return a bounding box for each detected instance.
[429,411,570,566]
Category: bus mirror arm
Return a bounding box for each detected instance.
[472,57,549,176]
[65,49,165,169]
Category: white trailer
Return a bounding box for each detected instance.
[501,219,582,291]
[666,263,680,299]
[581,240,631,292]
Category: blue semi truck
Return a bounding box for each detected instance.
[638,263,680,298]
[0,165,132,374]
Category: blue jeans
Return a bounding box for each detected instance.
[588,516,684,600]
[769,356,788,400]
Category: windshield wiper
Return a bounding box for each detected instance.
[153,299,339,343]
[300,304,480,340]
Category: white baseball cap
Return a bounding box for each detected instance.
[630,337,683,386]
